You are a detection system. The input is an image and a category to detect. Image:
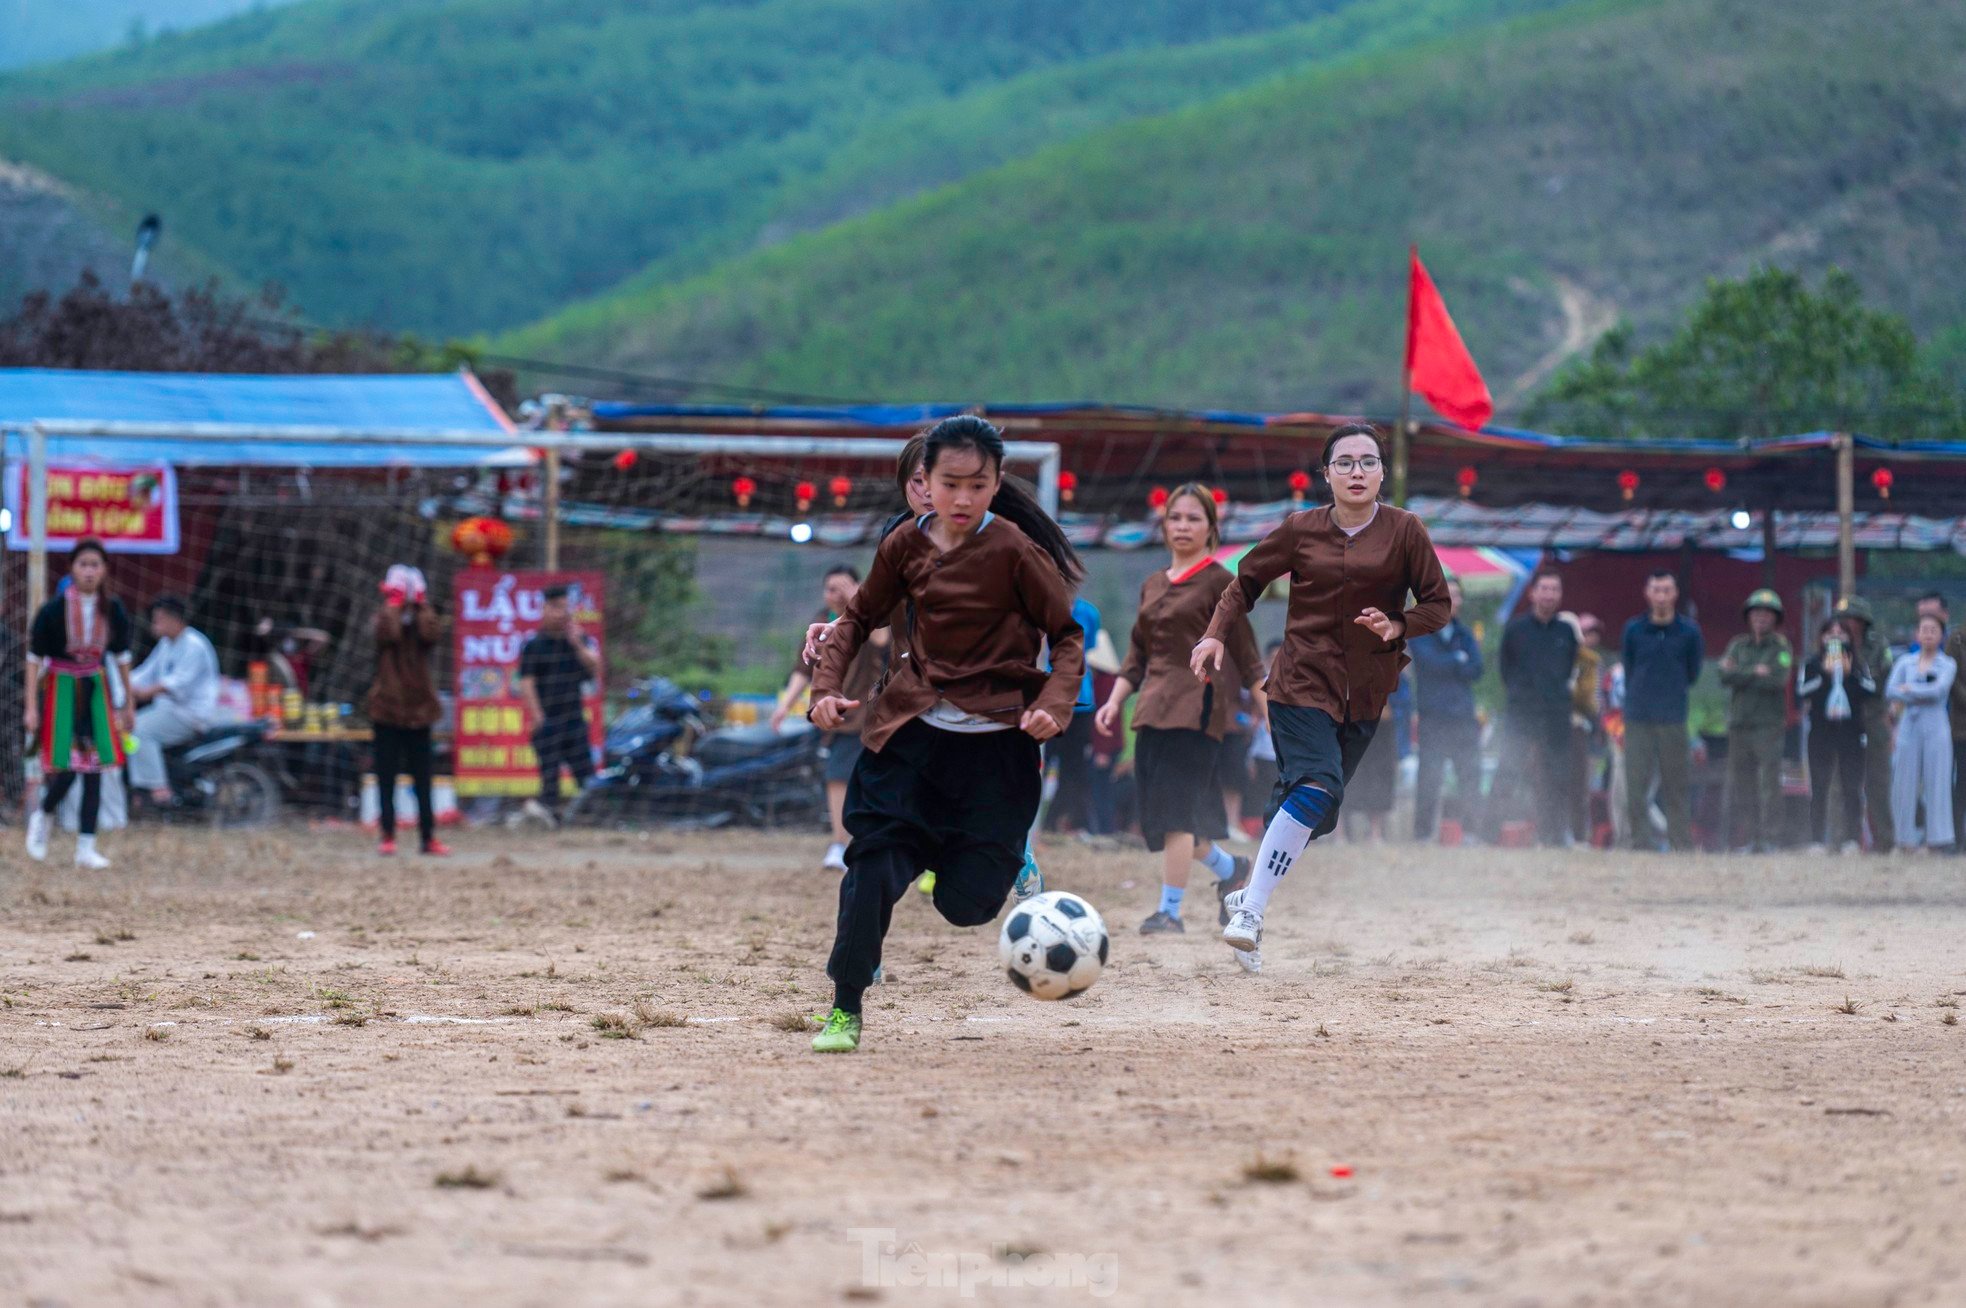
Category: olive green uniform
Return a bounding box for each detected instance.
[1718,630,1792,849]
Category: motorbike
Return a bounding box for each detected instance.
[566,677,825,828]
[153,720,286,828]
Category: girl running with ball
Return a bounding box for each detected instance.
[1094,484,1266,947]
[1191,423,1449,965]
[806,416,1084,1053]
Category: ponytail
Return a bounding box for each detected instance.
[922,416,1083,586]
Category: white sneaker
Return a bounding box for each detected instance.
[74,836,110,871]
[1839,840,1861,856]
[822,843,848,872]
[521,798,559,828]
[1233,945,1263,974]
[1221,889,1263,953]
[25,810,50,862]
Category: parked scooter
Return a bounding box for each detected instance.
[566,678,824,827]
[152,720,285,828]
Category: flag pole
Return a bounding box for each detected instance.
[1392,247,1414,508]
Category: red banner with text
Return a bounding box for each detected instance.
[452,569,605,797]
[6,463,180,554]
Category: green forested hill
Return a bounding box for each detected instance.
[0,0,1502,333]
[506,0,1966,415]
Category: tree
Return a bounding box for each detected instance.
[1526,267,1962,442]
[0,272,517,410]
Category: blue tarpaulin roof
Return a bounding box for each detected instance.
[0,369,523,466]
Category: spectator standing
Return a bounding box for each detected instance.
[517,584,601,826]
[1494,570,1576,846]
[1832,595,1896,852]
[1915,594,1966,849]
[367,564,449,858]
[1887,613,1956,853]
[1409,575,1484,842]
[1717,589,1792,853]
[772,565,889,871]
[1564,611,1602,843]
[1621,570,1703,852]
[1797,618,1871,852]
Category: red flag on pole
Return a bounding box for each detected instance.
[1405,247,1493,431]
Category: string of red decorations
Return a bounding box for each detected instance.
[1058,470,1078,504]
[1617,469,1640,501]
[1703,467,1726,493]
[1455,466,1478,498]
[1872,467,1894,500]
[1287,469,1311,503]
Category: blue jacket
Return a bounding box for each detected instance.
[1409,619,1483,721]
[1621,614,1704,725]
[1071,597,1100,712]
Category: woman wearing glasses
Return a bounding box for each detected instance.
[1191,422,1451,965]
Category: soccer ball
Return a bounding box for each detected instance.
[999,891,1108,1001]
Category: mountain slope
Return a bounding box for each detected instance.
[0,0,1439,333]
[506,0,1966,415]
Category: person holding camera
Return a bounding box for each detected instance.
[1797,618,1872,852]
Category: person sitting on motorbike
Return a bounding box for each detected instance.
[128,595,221,806]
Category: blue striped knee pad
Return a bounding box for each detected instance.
[1280,783,1334,828]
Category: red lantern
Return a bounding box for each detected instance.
[1872,467,1894,500]
[1617,469,1640,502]
[448,515,514,567]
[1148,486,1170,512]
[1703,467,1727,494]
[1455,466,1479,498]
[795,480,816,512]
[1058,470,1078,504]
[1287,469,1312,503]
[828,475,853,508]
[611,448,638,472]
[1211,486,1229,507]
[732,475,757,508]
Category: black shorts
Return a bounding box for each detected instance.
[1264,703,1380,840]
[1133,726,1230,852]
[844,718,1041,918]
[822,731,863,784]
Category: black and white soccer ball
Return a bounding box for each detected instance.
[998,891,1109,1001]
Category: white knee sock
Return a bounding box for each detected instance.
[1244,809,1316,914]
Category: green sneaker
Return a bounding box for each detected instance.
[811,1007,862,1053]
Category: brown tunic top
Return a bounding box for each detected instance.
[1118,560,1264,739]
[367,602,445,729]
[798,605,887,735]
[813,516,1084,752]
[1204,504,1449,723]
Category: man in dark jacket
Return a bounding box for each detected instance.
[1622,570,1704,851]
[1410,575,1484,842]
[1494,570,1577,846]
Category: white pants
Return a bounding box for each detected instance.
[1892,705,1955,849]
[128,701,207,792]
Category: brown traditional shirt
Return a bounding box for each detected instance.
[1119,560,1264,739]
[798,605,887,735]
[813,516,1083,752]
[1204,504,1449,723]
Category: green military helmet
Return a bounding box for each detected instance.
[1742,588,1784,620]
[1833,594,1876,625]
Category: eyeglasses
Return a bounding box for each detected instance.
[1327,456,1383,475]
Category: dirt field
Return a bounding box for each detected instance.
[3,827,1963,1306]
